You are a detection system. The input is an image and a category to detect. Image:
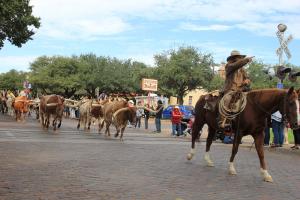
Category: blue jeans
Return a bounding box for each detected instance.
[135,116,141,128]
[144,117,149,129]
[155,118,161,132]
[264,127,270,145]
[272,119,284,145]
[172,123,181,136]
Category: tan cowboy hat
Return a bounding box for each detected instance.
[227,50,246,61]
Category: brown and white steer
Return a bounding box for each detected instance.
[39,95,65,131]
[88,100,107,132]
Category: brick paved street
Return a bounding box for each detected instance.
[0,115,299,200]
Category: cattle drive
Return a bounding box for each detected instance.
[1,50,299,184]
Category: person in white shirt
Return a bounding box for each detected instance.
[271,111,284,147]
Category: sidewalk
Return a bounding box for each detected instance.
[145,118,300,155]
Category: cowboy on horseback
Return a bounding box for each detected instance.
[218,50,254,131]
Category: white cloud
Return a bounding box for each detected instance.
[30,0,300,40]
[0,56,37,72]
[31,0,300,39]
[41,17,131,40]
[179,23,232,31]
[127,54,155,66]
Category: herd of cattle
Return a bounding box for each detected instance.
[0,94,137,140]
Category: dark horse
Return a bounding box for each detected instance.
[187,88,299,182]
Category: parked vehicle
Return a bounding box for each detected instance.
[162,105,194,120]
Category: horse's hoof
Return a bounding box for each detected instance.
[187,153,193,160]
[264,175,273,182]
[207,162,214,167]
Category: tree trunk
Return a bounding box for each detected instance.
[64,88,76,98]
[86,87,96,98]
[177,94,184,105]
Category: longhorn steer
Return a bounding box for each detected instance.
[12,96,29,121]
[102,100,129,136]
[88,102,105,132]
[6,96,15,116]
[112,107,137,141]
[77,99,93,131]
[39,95,65,131]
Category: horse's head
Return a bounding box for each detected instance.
[282,87,299,129]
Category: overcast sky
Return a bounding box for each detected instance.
[1,0,300,72]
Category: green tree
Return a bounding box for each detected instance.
[206,74,224,91]
[154,46,214,105]
[0,0,41,49]
[247,61,277,89]
[282,63,300,89]
[29,56,81,97]
[77,54,107,97]
[0,69,27,90]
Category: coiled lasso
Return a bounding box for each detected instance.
[218,91,247,120]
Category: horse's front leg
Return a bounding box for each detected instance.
[254,133,273,182]
[228,133,242,175]
[187,116,204,160]
[204,127,215,167]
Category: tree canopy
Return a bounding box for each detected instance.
[0,0,40,49]
[28,54,152,98]
[2,46,300,101]
[154,46,214,104]
[0,69,28,90]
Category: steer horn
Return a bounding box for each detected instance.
[46,103,58,107]
[92,104,102,107]
[113,107,130,118]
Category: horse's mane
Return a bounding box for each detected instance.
[246,88,289,108]
[247,88,286,98]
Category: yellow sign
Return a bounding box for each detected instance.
[141,78,158,91]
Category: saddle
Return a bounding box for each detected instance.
[203,90,220,111]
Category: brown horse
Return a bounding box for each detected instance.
[187,88,299,182]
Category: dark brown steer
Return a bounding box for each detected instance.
[39,95,64,131]
[112,107,137,141]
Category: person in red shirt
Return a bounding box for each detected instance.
[171,106,183,136]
